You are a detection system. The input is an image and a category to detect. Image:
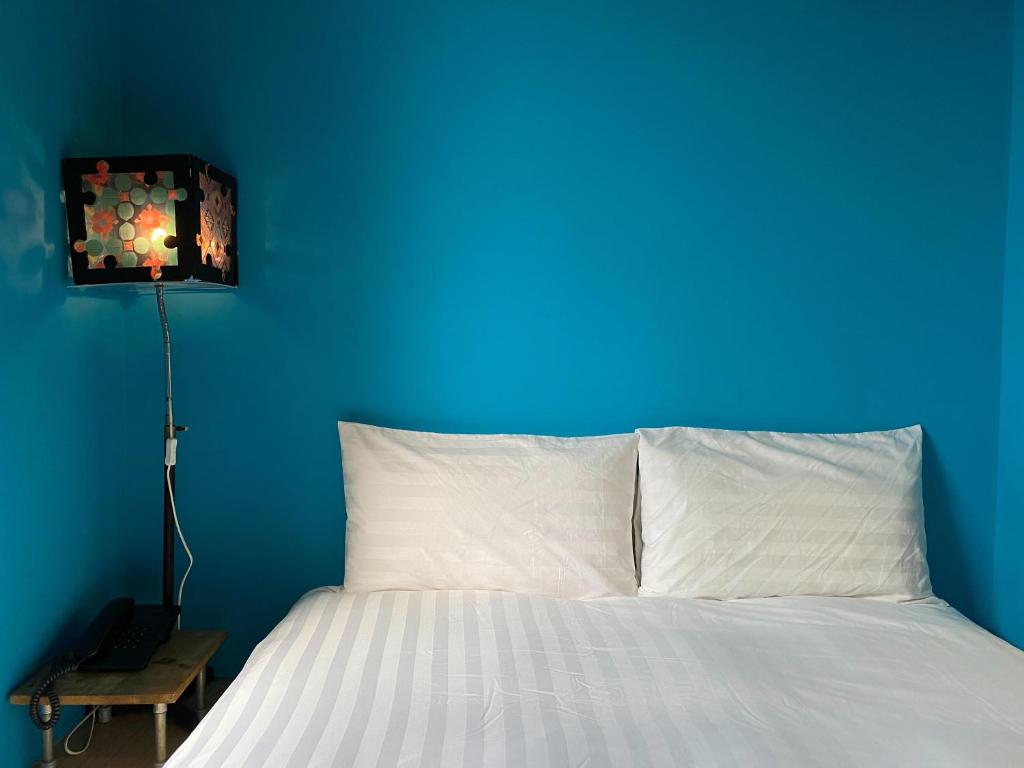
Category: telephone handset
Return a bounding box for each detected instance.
[72,597,135,662]
[29,598,179,731]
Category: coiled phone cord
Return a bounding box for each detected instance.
[28,658,79,730]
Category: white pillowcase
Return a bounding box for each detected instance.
[637,425,932,601]
[339,422,639,598]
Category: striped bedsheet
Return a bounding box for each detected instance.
[167,589,1024,767]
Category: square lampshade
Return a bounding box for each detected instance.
[62,154,238,287]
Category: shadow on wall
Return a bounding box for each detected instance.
[0,117,56,305]
[922,430,980,621]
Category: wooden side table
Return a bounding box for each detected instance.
[9,629,227,768]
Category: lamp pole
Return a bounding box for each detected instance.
[156,284,178,610]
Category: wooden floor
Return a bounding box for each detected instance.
[53,706,192,767]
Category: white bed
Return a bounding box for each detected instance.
[166,588,1024,767]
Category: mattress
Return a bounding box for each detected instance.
[167,589,1024,767]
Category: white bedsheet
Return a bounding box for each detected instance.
[167,589,1024,767]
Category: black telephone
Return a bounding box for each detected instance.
[29,598,179,731]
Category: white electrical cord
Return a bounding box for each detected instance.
[166,459,194,630]
[63,706,97,756]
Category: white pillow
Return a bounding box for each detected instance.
[339,422,639,598]
[637,425,932,601]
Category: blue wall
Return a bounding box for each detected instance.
[4,9,1018,749]
[4,5,1018,765]
[110,0,1014,673]
[0,3,130,764]
[996,0,1024,651]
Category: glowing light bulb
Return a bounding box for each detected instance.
[152,227,167,245]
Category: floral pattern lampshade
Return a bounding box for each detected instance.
[62,155,238,287]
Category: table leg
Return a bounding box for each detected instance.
[154,703,168,767]
[38,702,57,768]
[195,666,207,719]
